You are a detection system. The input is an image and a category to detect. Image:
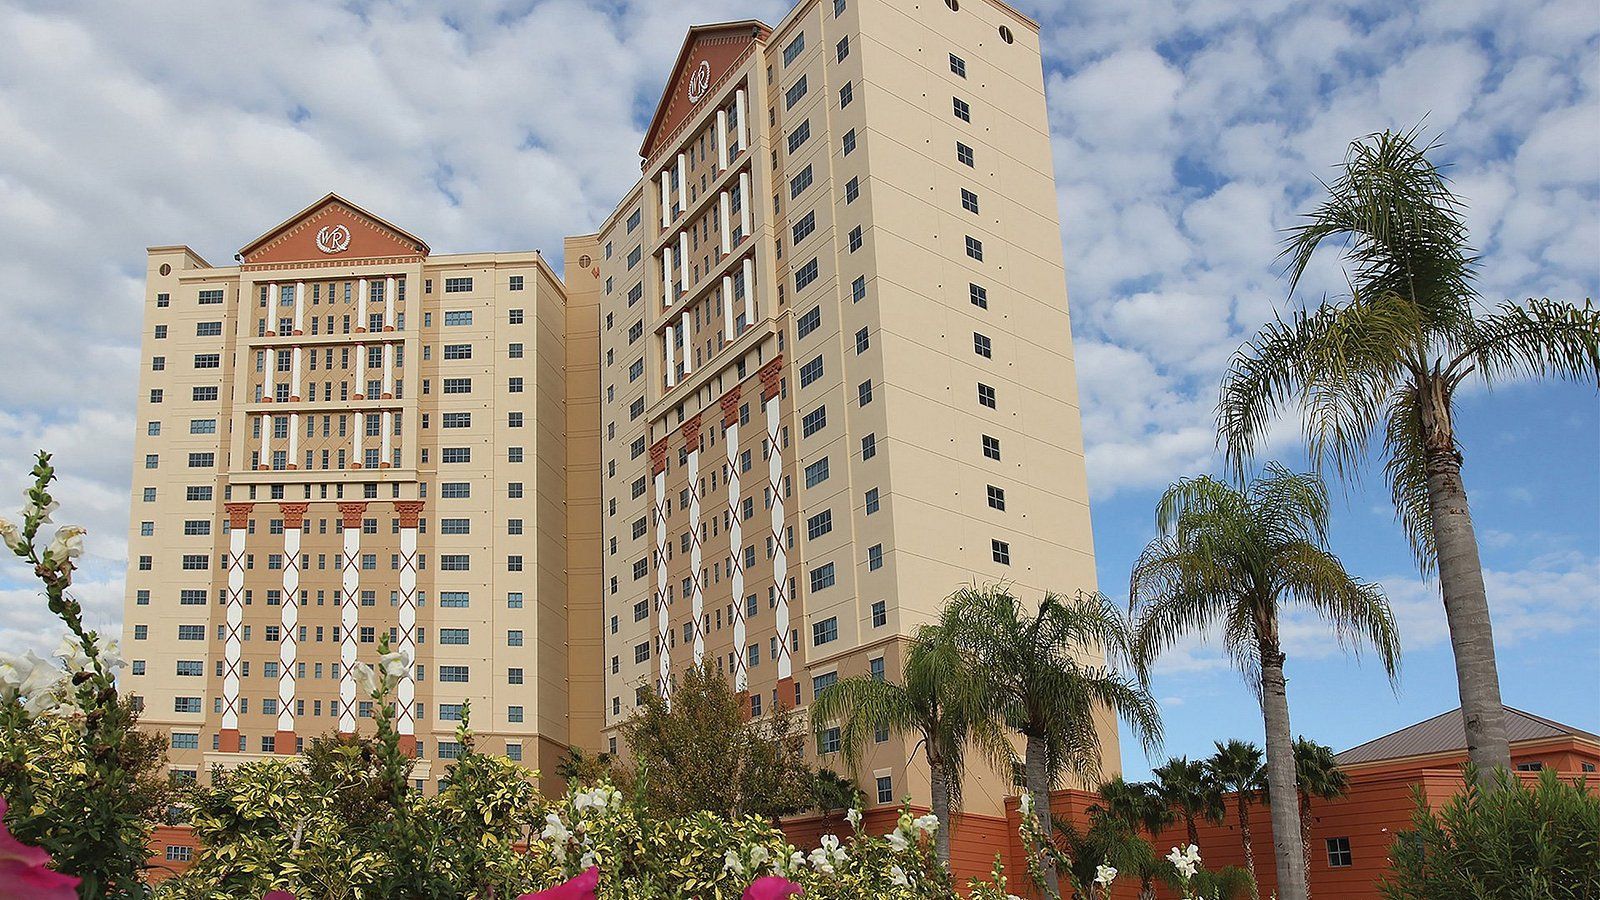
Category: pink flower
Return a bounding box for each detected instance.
[0,796,82,900]
[264,893,297,900]
[518,866,600,900]
[743,876,803,900]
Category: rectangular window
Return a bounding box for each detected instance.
[438,666,469,683]
[983,434,1001,460]
[865,487,880,515]
[795,258,819,291]
[444,277,473,293]
[783,32,806,65]
[867,543,883,570]
[857,379,873,406]
[839,82,853,108]
[844,176,860,204]
[799,355,824,388]
[193,354,220,369]
[785,77,808,110]
[510,276,525,292]
[173,697,202,713]
[992,539,1011,565]
[439,592,470,608]
[961,188,980,213]
[441,412,472,428]
[192,386,218,401]
[1326,838,1352,868]
[970,282,988,308]
[966,236,984,260]
[634,642,650,663]
[842,128,856,155]
[196,321,222,336]
[197,289,223,305]
[950,53,967,77]
[978,383,996,408]
[877,775,894,803]
[837,35,850,61]
[189,419,217,434]
[801,405,827,438]
[797,306,821,338]
[439,555,471,571]
[872,599,887,627]
[974,332,992,357]
[861,432,876,460]
[851,275,866,302]
[789,165,814,198]
[848,225,862,251]
[987,484,1007,510]
[806,510,833,540]
[792,211,816,244]
[804,456,830,488]
[809,562,836,592]
[813,616,839,645]
[953,96,970,121]
[819,726,841,754]
[957,142,974,167]
[787,119,811,153]
[443,344,472,360]
[440,482,471,499]
[444,310,473,326]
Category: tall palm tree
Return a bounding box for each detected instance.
[807,620,1003,865]
[1152,756,1221,848]
[1207,740,1268,898]
[1217,128,1600,781]
[1094,777,1176,900]
[948,585,1163,897]
[1129,465,1400,900]
[1292,737,1348,900]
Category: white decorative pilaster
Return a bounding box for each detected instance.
[353,342,365,401]
[683,417,705,666]
[382,343,394,400]
[293,281,305,335]
[664,326,677,389]
[650,442,672,703]
[660,170,673,228]
[680,310,693,375]
[221,503,251,752]
[276,503,306,752]
[721,391,746,692]
[735,88,748,152]
[380,411,393,468]
[722,275,735,337]
[676,152,688,212]
[717,108,730,170]
[738,171,752,238]
[357,278,369,332]
[288,413,300,468]
[395,501,423,754]
[720,191,733,255]
[741,257,756,324]
[678,230,691,294]
[760,360,791,685]
[290,348,302,403]
[384,276,396,331]
[265,283,277,334]
[338,502,365,732]
[662,252,675,309]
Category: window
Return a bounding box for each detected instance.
[982,434,1001,460]
[809,562,836,592]
[978,383,996,408]
[439,666,469,683]
[872,600,887,627]
[819,726,841,754]
[867,543,883,570]
[839,82,853,108]
[975,482,1005,511]
[444,277,473,293]
[836,0,847,13]
[966,236,984,261]
[795,258,819,291]
[442,412,472,428]
[861,432,876,460]
[848,225,862,251]
[439,555,471,571]
[440,592,470,608]
[813,671,838,700]
[443,343,472,360]
[844,176,860,204]
[957,142,974,167]
[970,282,988,308]
[877,775,894,804]
[508,705,524,723]
[441,482,471,498]
[801,405,827,438]
[806,510,833,540]
[804,456,830,487]
[785,77,808,110]
[171,732,199,750]
[192,386,219,402]
[950,53,966,77]
[961,188,980,214]
[974,332,992,358]
[851,276,866,303]
[444,310,473,326]
[507,630,524,647]
[165,845,194,863]
[783,32,806,65]
[836,35,849,61]
[1515,761,1545,772]
[440,704,465,721]
[792,211,816,244]
[952,96,970,121]
[509,667,524,684]
[789,165,814,198]
[1325,837,1352,868]
[992,539,1010,565]
[439,628,470,645]
[857,379,873,405]
[198,289,223,305]
[194,354,222,369]
[634,642,650,664]
[865,487,880,515]
[509,275,525,292]
[799,355,824,388]
[173,697,202,713]
[787,120,811,153]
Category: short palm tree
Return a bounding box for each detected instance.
[1207,740,1268,898]
[1094,777,1176,900]
[1130,465,1400,900]
[1152,756,1221,848]
[947,585,1163,897]
[807,620,1003,865]
[1292,737,1349,899]
[1218,128,1600,781]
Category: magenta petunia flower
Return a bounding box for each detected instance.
[518,865,600,900]
[743,875,803,900]
[263,892,297,900]
[0,796,82,900]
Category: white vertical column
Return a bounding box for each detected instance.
[660,170,673,228]
[352,413,364,469]
[685,419,704,666]
[277,503,305,749]
[716,109,730,171]
[676,153,688,210]
[680,311,693,375]
[353,343,365,400]
[258,414,270,470]
[722,275,735,337]
[763,370,791,684]
[723,397,745,692]
[263,349,276,403]
[664,328,677,389]
[742,257,756,324]
[338,503,364,733]
[395,501,422,751]
[384,276,396,331]
[221,503,251,750]
[266,283,277,333]
[358,278,369,332]
[288,413,300,468]
[293,282,305,334]
[679,231,691,293]
[651,448,672,703]
[381,411,393,468]
[720,191,733,255]
[662,252,675,309]
[382,343,394,399]
[735,88,748,152]
[738,171,752,237]
[290,349,302,403]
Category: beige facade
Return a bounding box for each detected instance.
[584,0,1111,816]
[125,195,600,791]
[124,0,1110,817]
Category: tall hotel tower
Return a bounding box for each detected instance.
[579,0,1109,815]
[125,196,603,789]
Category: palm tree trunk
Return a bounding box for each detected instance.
[1140,876,1156,900]
[1185,814,1199,849]
[1420,400,1512,783]
[930,757,953,867]
[1299,795,1313,900]
[1259,647,1308,900]
[1026,732,1060,898]
[1239,799,1258,900]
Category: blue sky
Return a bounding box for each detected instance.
[0,0,1594,781]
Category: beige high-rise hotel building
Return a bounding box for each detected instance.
[124,0,1111,816]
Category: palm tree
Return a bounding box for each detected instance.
[1129,465,1400,900]
[1292,737,1348,899]
[807,620,1003,865]
[948,585,1163,897]
[1094,777,1176,900]
[1152,756,1221,848]
[1217,128,1600,782]
[1207,740,1268,898]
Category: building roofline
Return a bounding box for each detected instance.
[147,245,213,267]
[637,20,771,160]
[1336,705,1600,766]
[237,192,431,259]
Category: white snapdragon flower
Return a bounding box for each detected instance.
[378,646,412,681]
[845,807,862,829]
[45,525,85,566]
[788,850,806,872]
[723,849,745,876]
[1095,863,1118,886]
[97,637,126,671]
[22,493,58,524]
[1166,844,1202,880]
[579,849,599,869]
[913,814,939,835]
[885,829,911,852]
[56,636,93,674]
[889,864,910,887]
[807,846,834,873]
[0,516,22,553]
[1019,792,1034,818]
[351,662,381,698]
[748,844,770,871]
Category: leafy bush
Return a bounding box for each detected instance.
[1381,766,1600,900]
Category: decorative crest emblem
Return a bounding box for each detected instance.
[686,60,712,104]
[315,224,352,254]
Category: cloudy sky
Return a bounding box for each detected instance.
[0,0,1595,778]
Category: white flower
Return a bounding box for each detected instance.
[723,849,745,875]
[913,814,940,835]
[541,812,572,856]
[378,646,412,681]
[351,661,381,698]
[748,844,770,871]
[789,850,806,871]
[885,829,911,852]
[22,493,58,524]
[1095,863,1119,886]
[845,807,862,829]
[44,525,85,565]
[574,787,611,814]
[819,834,840,853]
[807,846,833,873]
[579,849,599,869]
[889,864,910,887]
[56,636,93,673]
[97,637,126,672]
[1167,844,1203,880]
[0,516,22,553]
[1019,793,1034,818]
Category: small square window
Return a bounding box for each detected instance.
[987,484,1006,510]
[1325,837,1352,868]
[992,539,1010,565]
[961,188,980,214]
[952,96,970,122]
[974,332,992,358]
[978,383,996,408]
[965,235,984,261]
[970,282,988,308]
[957,142,974,167]
[949,53,966,77]
[982,435,1001,460]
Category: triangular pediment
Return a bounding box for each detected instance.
[239,194,430,267]
[640,21,770,164]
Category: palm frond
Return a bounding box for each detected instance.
[1382,384,1436,570]
[1446,297,1600,389]
[1275,541,1401,684]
